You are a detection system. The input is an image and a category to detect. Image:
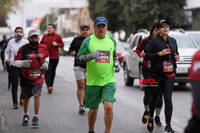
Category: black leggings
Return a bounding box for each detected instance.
[9,66,20,104]
[149,75,174,124]
[45,59,59,88]
[142,66,163,108]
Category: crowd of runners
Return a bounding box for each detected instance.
[0,16,200,133]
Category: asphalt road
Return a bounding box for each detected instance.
[0,56,192,133]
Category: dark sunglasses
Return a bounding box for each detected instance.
[161,24,169,28]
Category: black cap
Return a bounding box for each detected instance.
[157,19,170,27]
[80,24,90,30]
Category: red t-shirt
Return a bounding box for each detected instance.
[189,50,200,81]
[15,43,49,85]
[40,32,64,59]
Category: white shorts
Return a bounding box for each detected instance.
[73,66,86,80]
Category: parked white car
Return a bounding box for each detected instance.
[122,30,199,86]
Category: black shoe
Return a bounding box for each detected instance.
[142,111,149,124]
[79,105,86,115]
[165,124,175,133]
[147,118,154,132]
[88,131,94,133]
[155,116,162,127]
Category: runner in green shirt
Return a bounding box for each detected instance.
[77,16,120,133]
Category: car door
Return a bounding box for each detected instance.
[128,35,141,77]
[131,35,143,77]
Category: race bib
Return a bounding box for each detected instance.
[163,61,174,73]
[28,69,41,80]
[95,51,110,63]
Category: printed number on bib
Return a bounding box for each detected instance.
[28,69,41,80]
[96,51,110,63]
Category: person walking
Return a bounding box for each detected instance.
[184,50,200,133]
[14,29,49,127]
[77,16,120,133]
[69,24,90,114]
[0,35,8,70]
[136,20,163,126]
[5,27,28,109]
[145,19,180,133]
[40,24,64,94]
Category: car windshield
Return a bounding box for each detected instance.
[170,34,198,49]
[188,34,200,46]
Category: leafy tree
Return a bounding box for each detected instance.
[88,0,186,39]
[39,13,57,33]
[0,0,19,26]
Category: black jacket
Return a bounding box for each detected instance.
[69,36,86,68]
[145,34,179,75]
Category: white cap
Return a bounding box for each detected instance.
[28,29,40,37]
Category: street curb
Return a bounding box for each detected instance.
[0,104,9,133]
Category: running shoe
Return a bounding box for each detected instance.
[147,118,154,132]
[22,114,29,126]
[155,116,162,127]
[32,116,39,127]
[142,111,149,124]
[165,124,175,133]
[79,105,86,115]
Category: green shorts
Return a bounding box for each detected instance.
[85,82,116,109]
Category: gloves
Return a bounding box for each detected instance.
[114,56,120,73]
[77,50,99,63]
[40,61,48,70]
[13,60,32,68]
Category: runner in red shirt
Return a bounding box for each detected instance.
[14,29,49,127]
[185,50,200,133]
[40,24,64,93]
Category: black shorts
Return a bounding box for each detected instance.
[21,83,42,99]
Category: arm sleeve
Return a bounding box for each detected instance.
[4,41,11,60]
[57,35,64,48]
[69,38,76,53]
[136,39,144,57]
[144,39,160,61]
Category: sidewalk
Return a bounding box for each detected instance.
[0,65,9,133]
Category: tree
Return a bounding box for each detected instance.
[39,13,57,33]
[130,0,186,30]
[0,0,19,26]
[88,0,186,39]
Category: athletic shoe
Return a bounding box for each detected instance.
[147,118,154,132]
[32,116,39,127]
[155,116,162,127]
[142,111,149,124]
[79,105,86,114]
[165,124,175,133]
[13,103,18,109]
[22,114,29,126]
[48,87,53,94]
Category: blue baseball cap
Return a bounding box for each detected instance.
[94,17,108,27]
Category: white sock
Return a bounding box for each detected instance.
[34,114,38,117]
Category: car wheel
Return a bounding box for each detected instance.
[123,64,134,86]
[178,82,187,86]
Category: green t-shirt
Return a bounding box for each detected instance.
[77,34,116,86]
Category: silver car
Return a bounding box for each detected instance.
[122,30,199,86]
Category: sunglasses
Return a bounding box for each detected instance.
[161,24,169,28]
